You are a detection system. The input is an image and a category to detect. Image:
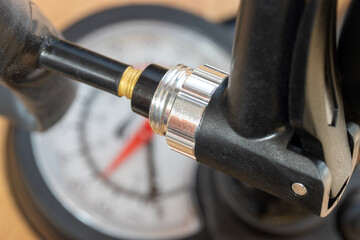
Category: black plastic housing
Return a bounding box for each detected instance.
[131,64,168,118]
[195,0,355,215]
[338,0,360,125]
[227,0,304,138]
[196,81,326,215]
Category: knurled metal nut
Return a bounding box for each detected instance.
[149,64,228,159]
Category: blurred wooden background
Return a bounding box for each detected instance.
[0,0,238,239]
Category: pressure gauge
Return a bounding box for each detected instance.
[6,5,232,240]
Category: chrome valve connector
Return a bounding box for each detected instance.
[149,64,228,159]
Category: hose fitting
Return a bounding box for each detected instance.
[149,64,228,158]
[118,66,142,99]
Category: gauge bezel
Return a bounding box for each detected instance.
[6,5,232,240]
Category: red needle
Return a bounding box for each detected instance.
[102,120,154,178]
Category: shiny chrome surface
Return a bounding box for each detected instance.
[149,64,192,136]
[291,183,308,196]
[318,122,360,217]
[150,65,228,159]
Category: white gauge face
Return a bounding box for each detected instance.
[31,20,230,239]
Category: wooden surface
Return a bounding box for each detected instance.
[0,0,238,239]
[33,0,238,30]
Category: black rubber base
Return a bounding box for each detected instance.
[196,164,360,240]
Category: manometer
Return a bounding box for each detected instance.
[6,5,232,240]
[5,2,360,240]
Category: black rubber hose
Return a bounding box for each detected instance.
[39,37,130,96]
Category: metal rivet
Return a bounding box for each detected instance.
[292,183,307,196]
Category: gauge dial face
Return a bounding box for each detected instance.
[31,20,230,239]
